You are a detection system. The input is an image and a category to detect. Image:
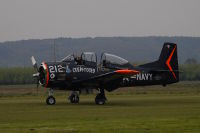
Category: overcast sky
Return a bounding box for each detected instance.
[0,0,199,42]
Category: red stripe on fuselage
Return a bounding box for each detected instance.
[166,45,177,80]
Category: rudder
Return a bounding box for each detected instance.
[159,43,179,82]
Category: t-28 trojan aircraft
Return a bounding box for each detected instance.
[31,43,179,105]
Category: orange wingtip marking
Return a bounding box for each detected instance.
[166,45,177,80]
[115,69,140,75]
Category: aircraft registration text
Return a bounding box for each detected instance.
[73,67,95,74]
[131,73,153,81]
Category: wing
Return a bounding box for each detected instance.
[72,69,139,87]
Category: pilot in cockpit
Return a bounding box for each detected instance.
[74,56,83,65]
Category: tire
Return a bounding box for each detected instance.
[95,98,105,105]
[95,94,106,105]
[69,94,79,103]
[46,96,56,105]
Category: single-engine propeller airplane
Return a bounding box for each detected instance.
[31,42,179,105]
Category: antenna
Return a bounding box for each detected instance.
[53,39,56,62]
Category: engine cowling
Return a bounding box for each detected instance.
[38,62,67,87]
[38,62,49,87]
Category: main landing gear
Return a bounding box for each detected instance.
[45,88,107,105]
[46,89,80,105]
[95,88,107,105]
[68,91,80,103]
[46,88,56,105]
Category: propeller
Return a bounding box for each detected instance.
[31,56,40,92]
[31,56,38,71]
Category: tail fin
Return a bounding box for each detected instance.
[159,43,179,81]
[140,42,179,83]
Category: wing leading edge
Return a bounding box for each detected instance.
[72,69,140,87]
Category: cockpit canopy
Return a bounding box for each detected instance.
[61,52,131,69]
[81,52,97,63]
[61,52,97,67]
[101,53,128,65]
[61,54,74,62]
[100,53,130,69]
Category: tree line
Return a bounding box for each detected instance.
[180,64,200,81]
[0,64,199,85]
[0,67,35,85]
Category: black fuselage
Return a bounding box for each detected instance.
[32,43,179,105]
[36,43,179,92]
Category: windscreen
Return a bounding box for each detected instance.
[61,54,74,62]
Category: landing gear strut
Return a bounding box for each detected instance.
[68,91,79,103]
[46,88,56,105]
[95,88,107,105]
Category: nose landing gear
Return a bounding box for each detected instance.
[46,88,56,105]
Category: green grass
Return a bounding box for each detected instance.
[0,82,200,133]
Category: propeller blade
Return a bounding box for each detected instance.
[33,72,40,78]
[32,72,40,88]
[31,56,38,71]
[31,56,40,94]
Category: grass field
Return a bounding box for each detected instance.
[0,81,200,133]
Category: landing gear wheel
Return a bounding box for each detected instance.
[46,96,56,105]
[95,89,107,105]
[69,92,79,103]
[95,96,106,105]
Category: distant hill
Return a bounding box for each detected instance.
[0,37,199,67]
